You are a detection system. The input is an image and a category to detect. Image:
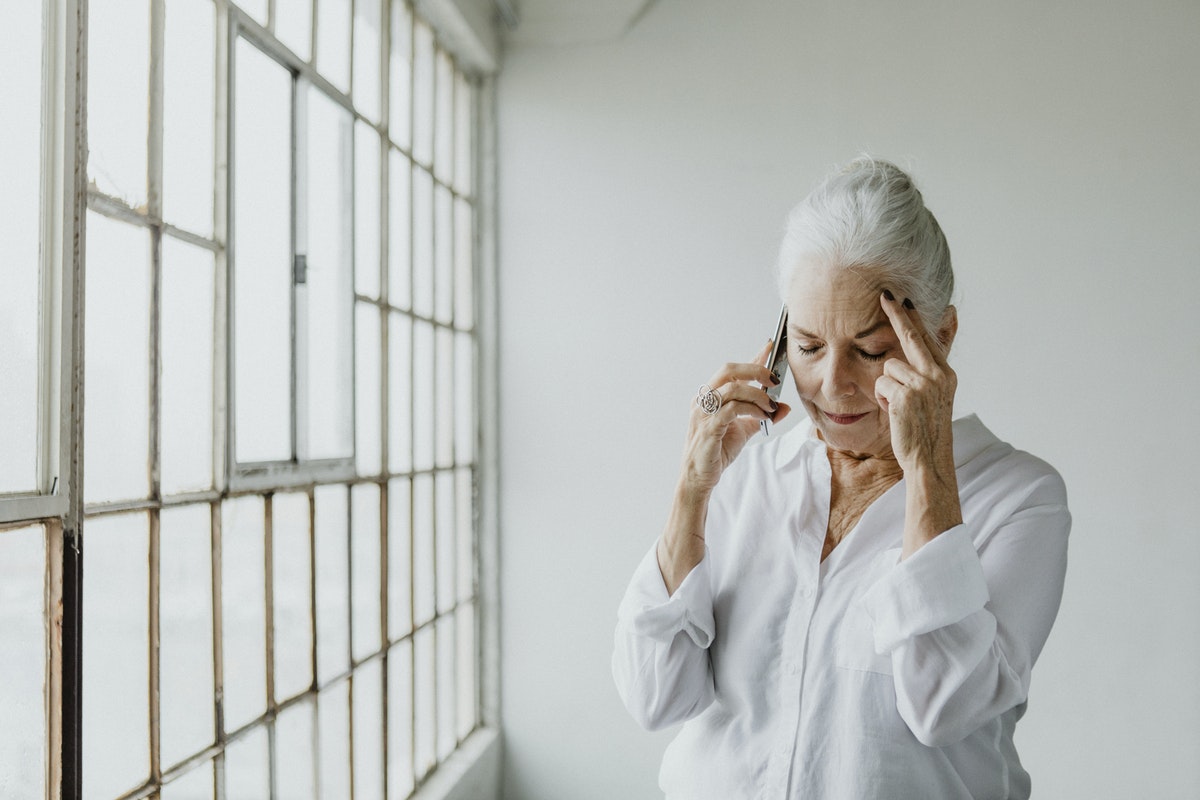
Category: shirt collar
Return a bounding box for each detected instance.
[772,411,1000,471]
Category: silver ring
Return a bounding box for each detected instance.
[696,384,722,415]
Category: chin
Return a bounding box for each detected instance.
[805,405,890,455]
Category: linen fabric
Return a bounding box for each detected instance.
[613,415,1070,799]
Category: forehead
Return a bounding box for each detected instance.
[784,260,889,337]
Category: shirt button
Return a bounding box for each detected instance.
[786,661,798,675]
[802,586,814,598]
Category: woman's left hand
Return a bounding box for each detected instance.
[873,292,958,475]
[874,292,963,558]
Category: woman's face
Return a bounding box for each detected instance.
[784,260,903,458]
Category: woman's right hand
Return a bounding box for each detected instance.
[659,341,791,594]
[679,340,792,497]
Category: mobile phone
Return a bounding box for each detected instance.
[761,304,789,436]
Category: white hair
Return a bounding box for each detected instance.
[776,156,954,331]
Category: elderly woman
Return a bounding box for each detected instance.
[613,158,1070,799]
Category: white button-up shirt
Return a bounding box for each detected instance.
[613,415,1070,799]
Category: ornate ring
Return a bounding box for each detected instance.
[695,384,723,415]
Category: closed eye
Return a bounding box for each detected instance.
[796,343,889,361]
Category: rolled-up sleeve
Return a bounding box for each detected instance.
[859,476,1071,748]
[861,526,990,653]
[613,545,717,731]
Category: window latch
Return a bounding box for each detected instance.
[294,254,308,285]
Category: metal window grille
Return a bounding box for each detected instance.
[0,0,487,797]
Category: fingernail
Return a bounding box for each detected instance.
[882,289,895,302]
[903,297,915,310]
[769,401,779,411]
[769,373,780,385]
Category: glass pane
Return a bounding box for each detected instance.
[411,19,434,167]
[0,526,46,797]
[412,321,434,471]
[453,197,474,328]
[318,679,352,798]
[455,601,476,739]
[433,49,453,184]
[353,0,382,122]
[161,237,215,495]
[275,698,318,800]
[355,121,382,299]
[84,212,151,504]
[160,504,216,768]
[221,496,267,732]
[224,725,270,800]
[412,473,434,627]
[233,38,292,463]
[88,0,149,204]
[412,166,433,318]
[355,303,382,477]
[237,0,267,26]
[455,467,474,602]
[453,72,472,196]
[387,478,412,640]
[386,640,413,799]
[434,184,453,325]
[454,333,475,465]
[161,758,214,800]
[388,1,412,151]
[353,660,385,800]
[436,615,455,759]
[303,86,354,461]
[435,327,454,468]
[316,0,351,92]
[164,0,215,236]
[83,513,149,798]
[351,483,382,660]
[275,0,312,61]
[0,282,38,493]
[435,470,454,614]
[0,2,42,495]
[387,149,412,310]
[273,491,314,701]
[413,626,435,779]
[387,312,412,474]
[315,485,350,681]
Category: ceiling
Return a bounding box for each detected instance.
[501,0,660,46]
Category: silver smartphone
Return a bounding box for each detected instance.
[761,304,789,436]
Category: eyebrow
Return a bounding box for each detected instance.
[790,320,893,340]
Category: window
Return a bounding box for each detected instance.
[0,0,69,519]
[0,1,74,795]
[1,0,490,797]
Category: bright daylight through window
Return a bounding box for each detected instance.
[1,0,484,797]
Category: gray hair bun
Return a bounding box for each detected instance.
[776,156,954,331]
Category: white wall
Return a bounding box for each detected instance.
[496,1,1200,797]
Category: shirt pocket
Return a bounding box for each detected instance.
[835,601,894,675]
[834,548,901,676]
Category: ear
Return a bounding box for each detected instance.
[936,305,958,355]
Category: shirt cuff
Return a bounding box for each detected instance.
[621,544,716,649]
[859,525,990,655]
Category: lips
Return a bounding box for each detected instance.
[822,410,870,425]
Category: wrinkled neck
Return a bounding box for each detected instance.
[824,442,904,495]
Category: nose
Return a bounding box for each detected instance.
[824,351,856,400]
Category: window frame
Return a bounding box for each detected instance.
[1,0,500,795]
[0,0,79,526]
[224,14,364,494]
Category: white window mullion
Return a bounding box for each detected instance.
[214,1,233,497]
[293,75,310,465]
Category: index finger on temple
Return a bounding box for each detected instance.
[880,291,937,373]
